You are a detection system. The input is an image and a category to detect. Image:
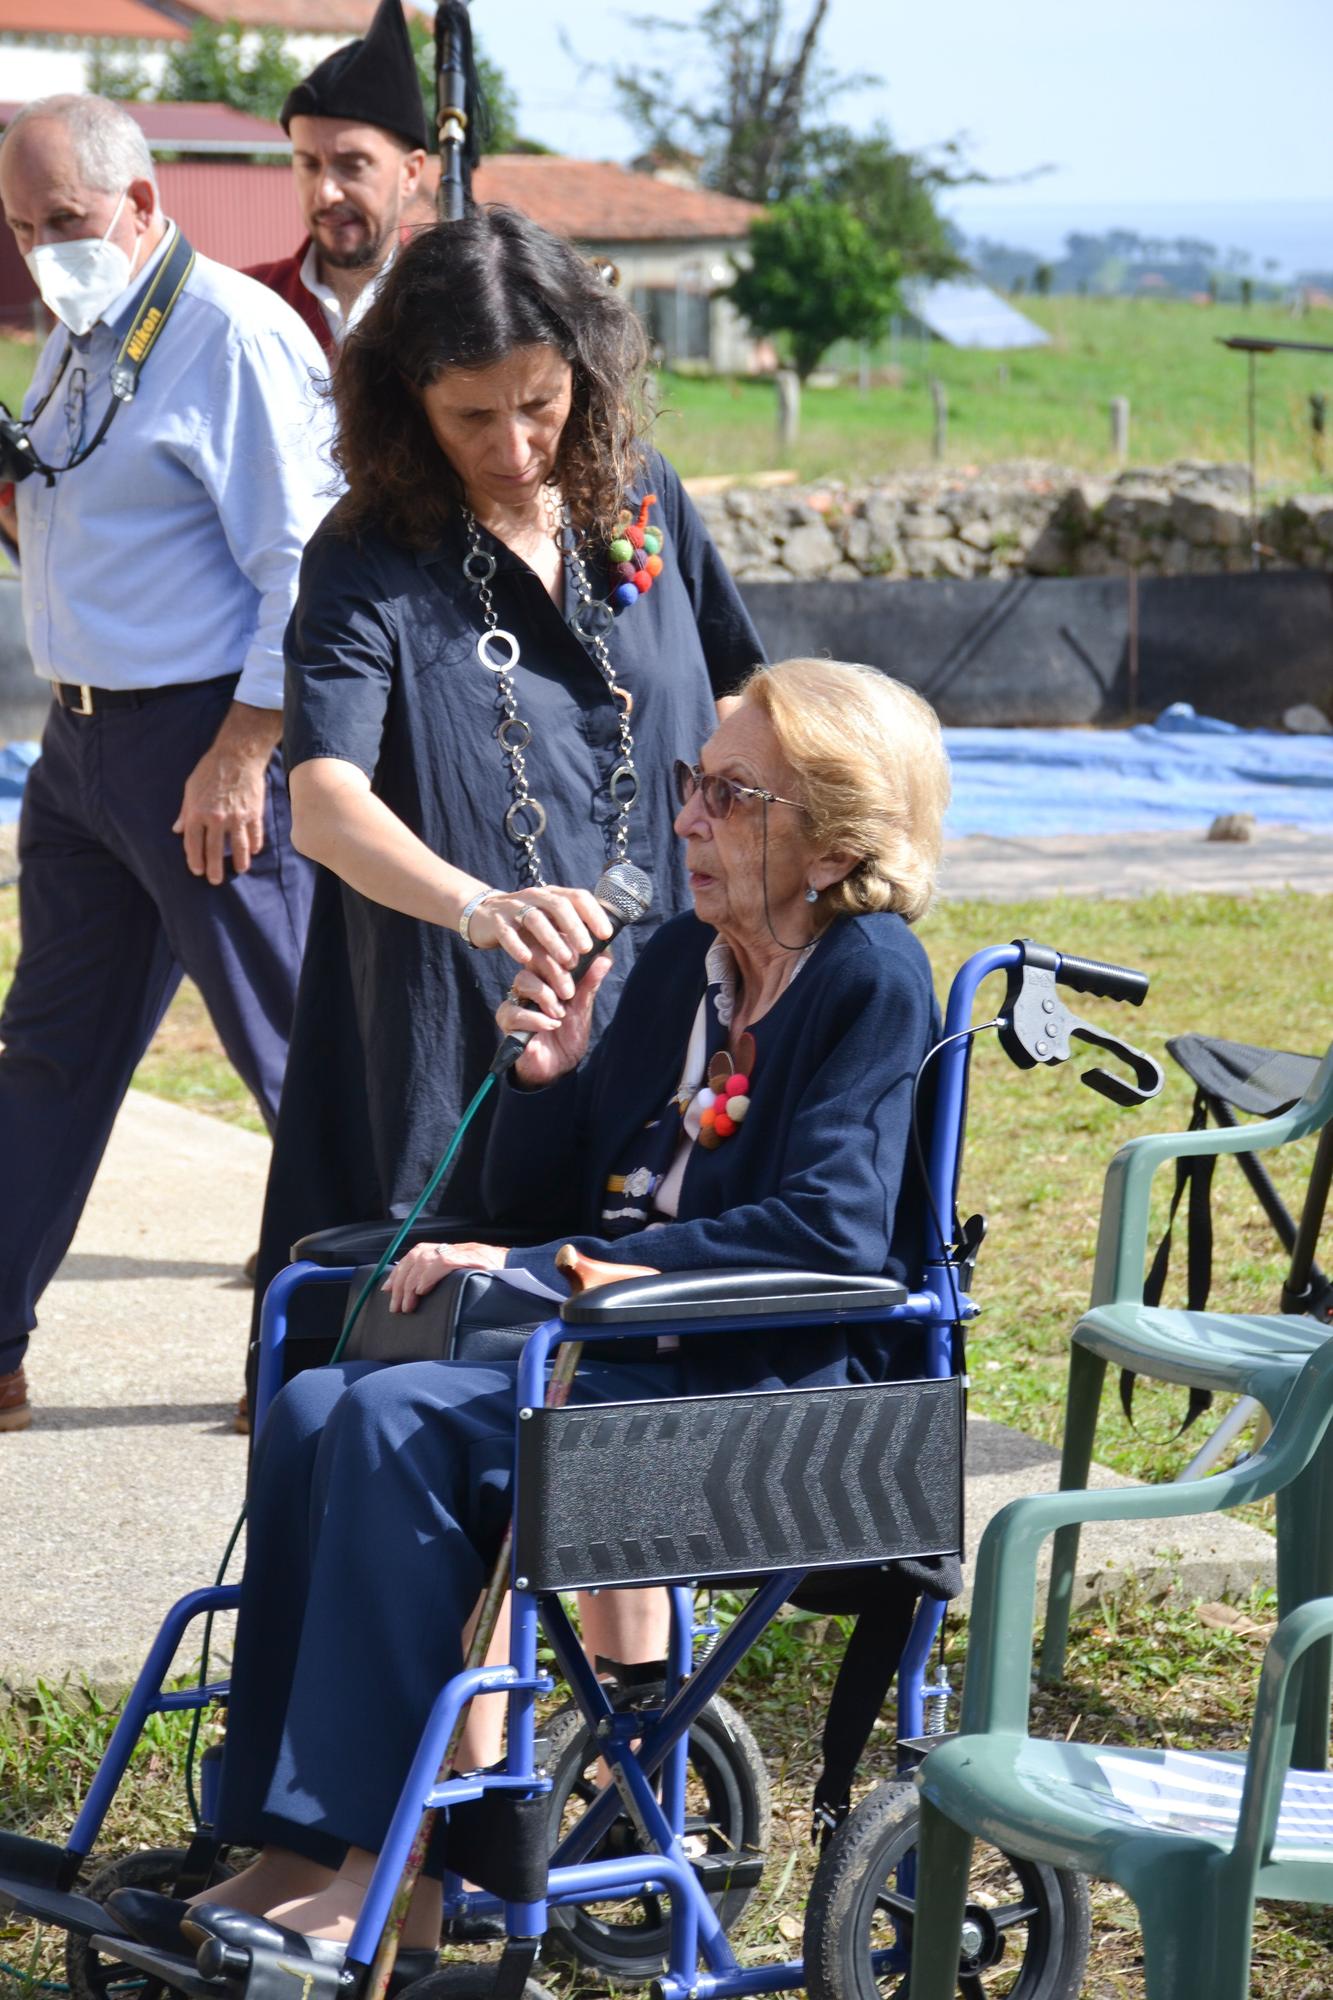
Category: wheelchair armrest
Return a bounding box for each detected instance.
[560,1268,908,1324]
[292,1218,551,1267]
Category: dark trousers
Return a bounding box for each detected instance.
[0,683,312,1375]
[214,1352,681,1865]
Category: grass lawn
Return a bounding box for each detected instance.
[1,884,1329,1997]
[654,295,1333,486]
[5,296,1333,491]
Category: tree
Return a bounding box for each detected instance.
[86,47,153,101]
[158,23,304,122]
[589,3,1033,273]
[792,123,968,279]
[599,0,871,202]
[726,197,901,380]
[404,14,523,154]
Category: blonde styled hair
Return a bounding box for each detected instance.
[739,659,950,924]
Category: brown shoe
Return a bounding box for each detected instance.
[0,1364,32,1433]
[233,1388,250,1436]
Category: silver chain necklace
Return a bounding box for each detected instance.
[461,495,639,887]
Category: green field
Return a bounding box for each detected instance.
[654,296,1333,485]
[5,295,1333,490]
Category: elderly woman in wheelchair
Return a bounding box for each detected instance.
[1,655,1174,2000]
[92,656,950,1975]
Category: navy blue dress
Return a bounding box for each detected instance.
[252,450,763,1321]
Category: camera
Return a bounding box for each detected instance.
[0,406,41,485]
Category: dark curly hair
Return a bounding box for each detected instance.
[330,207,649,548]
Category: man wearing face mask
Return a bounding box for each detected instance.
[245,0,428,356]
[0,94,332,1434]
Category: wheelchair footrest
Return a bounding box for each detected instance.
[0,1830,82,1895]
[691,1849,764,1894]
[0,1832,107,1935]
[0,1876,117,1939]
[88,1935,222,2000]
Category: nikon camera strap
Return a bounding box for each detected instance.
[24,223,196,483]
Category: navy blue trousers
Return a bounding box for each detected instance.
[214,1353,681,1866]
[0,683,312,1374]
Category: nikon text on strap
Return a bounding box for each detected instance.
[16,224,196,485]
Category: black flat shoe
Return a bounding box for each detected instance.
[103,1886,191,1953]
[185,1903,440,1991]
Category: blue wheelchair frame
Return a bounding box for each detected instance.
[4,941,1154,1998]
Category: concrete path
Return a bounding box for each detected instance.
[1,1092,257,1686]
[939,824,1333,900]
[0,1088,1275,1685]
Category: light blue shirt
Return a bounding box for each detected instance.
[15,222,335,708]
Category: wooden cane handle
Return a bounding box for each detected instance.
[556,1245,660,1294]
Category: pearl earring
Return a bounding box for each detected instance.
[804,884,819,904]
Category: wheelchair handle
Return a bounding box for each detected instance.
[1050,947,1149,1008]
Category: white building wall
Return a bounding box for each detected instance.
[1,39,173,99]
[586,235,758,374]
[0,30,344,111]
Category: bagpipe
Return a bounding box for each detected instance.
[433,0,483,222]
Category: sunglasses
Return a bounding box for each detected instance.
[672,759,804,821]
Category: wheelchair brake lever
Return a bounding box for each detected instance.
[1069,1020,1164,1108]
[998,960,1163,1107]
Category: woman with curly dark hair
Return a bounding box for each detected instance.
[250,207,762,1387]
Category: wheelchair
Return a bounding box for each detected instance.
[0,938,1164,2000]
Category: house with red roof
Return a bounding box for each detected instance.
[0,0,377,103]
[0,86,765,369]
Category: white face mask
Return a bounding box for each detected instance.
[25,189,133,337]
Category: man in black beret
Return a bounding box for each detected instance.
[248,0,428,355]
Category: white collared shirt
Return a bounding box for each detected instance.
[299,239,395,345]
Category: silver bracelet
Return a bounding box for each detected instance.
[457,887,499,948]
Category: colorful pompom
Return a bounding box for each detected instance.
[631,547,647,571]
[697,1086,716,1110]
[645,554,663,577]
[609,537,633,564]
[699,1103,716,1129]
[713,1111,736,1139]
[726,1095,750,1122]
[626,525,645,550]
[612,581,639,608]
[614,560,636,582]
[725,1073,749,1097]
[643,529,663,556]
[633,571,652,593]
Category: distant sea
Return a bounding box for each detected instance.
[941,197,1332,280]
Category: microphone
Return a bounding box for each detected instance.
[489,862,653,1076]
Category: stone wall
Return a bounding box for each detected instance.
[690,460,1333,585]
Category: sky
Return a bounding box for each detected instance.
[478,0,1333,270]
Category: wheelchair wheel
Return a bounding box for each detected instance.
[67,1846,234,2000]
[804,1780,1090,2000]
[541,1691,771,1983]
[395,1968,556,2000]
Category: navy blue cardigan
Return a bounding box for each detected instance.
[482,910,940,1397]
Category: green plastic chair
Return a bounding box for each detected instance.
[1041,1044,1333,1766]
[910,1332,1333,2000]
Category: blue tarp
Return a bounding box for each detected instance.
[942,709,1333,838]
[3,715,1332,838]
